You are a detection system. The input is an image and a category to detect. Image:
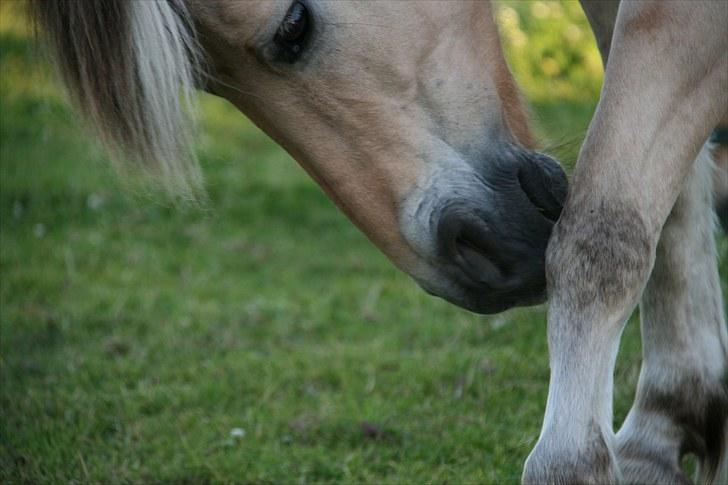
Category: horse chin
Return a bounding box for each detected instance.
[420,276,546,315]
[414,263,548,314]
[461,288,547,315]
[434,273,548,315]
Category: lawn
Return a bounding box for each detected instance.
[1,2,725,484]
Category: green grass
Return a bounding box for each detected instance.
[1,4,726,484]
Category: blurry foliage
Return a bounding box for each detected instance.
[0,1,29,36]
[496,0,604,102]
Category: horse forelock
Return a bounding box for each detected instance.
[30,0,203,199]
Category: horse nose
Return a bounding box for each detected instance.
[419,148,566,313]
[436,207,525,291]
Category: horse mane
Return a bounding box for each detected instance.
[29,0,203,198]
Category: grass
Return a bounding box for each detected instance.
[1,3,726,484]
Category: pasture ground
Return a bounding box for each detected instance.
[1,2,726,483]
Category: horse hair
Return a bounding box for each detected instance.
[29,0,203,198]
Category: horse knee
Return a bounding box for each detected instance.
[546,200,653,311]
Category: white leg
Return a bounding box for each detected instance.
[616,144,728,484]
[522,1,727,482]
[523,191,652,484]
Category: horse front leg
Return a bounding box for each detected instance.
[522,173,654,484]
[615,142,728,484]
[522,1,727,483]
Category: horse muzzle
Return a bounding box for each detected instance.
[403,147,568,314]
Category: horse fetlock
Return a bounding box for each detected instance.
[523,438,621,484]
[546,200,652,311]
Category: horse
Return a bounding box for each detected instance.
[30,0,727,483]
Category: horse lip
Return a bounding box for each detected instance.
[447,285,545,314]
[455,238,505,285]
[438,212,544,304]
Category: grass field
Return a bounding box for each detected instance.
[1,3,726,484]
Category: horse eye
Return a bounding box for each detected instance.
[274,2,309,61]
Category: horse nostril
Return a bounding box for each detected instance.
[437,209,515,289]
[517,153,568,222]
[455,234,505,285]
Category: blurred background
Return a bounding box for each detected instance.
[1,1,725,483]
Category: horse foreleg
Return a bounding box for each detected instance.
[615,143,728,484]
[522,1,727,483]
[522,187,654,484]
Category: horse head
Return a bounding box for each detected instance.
[33,0,568,313]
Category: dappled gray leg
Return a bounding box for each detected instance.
[616,144,728,484]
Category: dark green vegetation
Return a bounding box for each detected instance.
[1,2,725,483]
